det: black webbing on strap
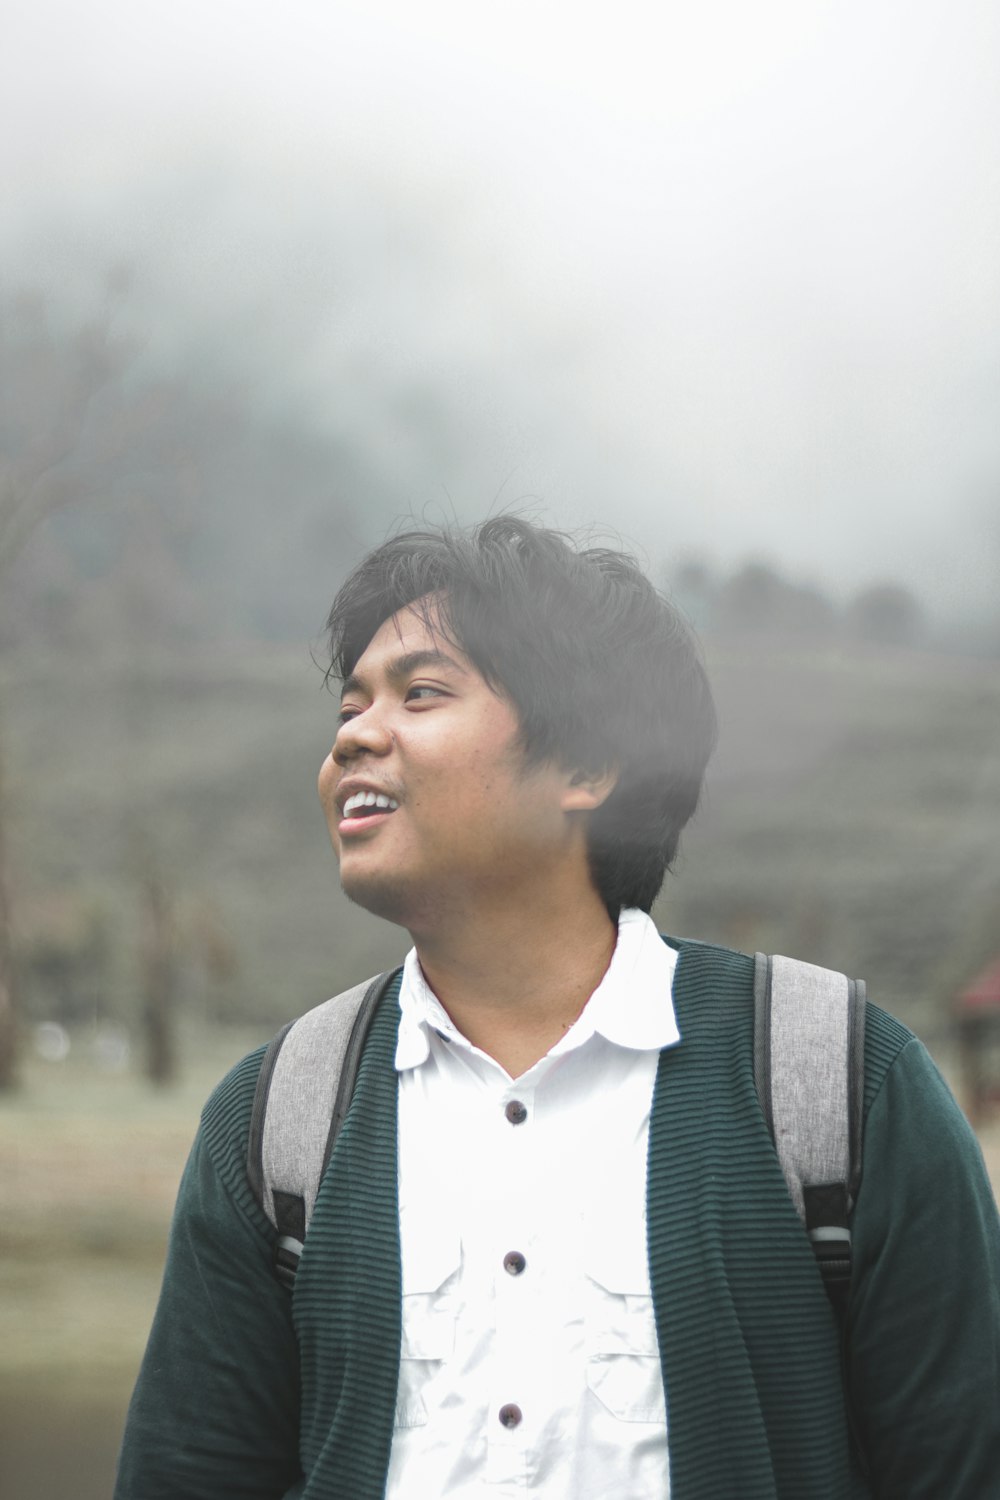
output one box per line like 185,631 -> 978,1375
804,1179 -> 869,1479
272,1190 -> 307,1290
803,1181 -> 852,1318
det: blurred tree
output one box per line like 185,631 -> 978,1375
192,901 -> 240,1023
0,279 -> 225,1086
713,561 -> 839,642
848,583 -> 924,648
140,863 -> 177,1087
0,282 -> 139,1086
783,583 -> 838,645
0,751 -> 15,1086
17,896 -> 113,1026
1,281 -> 133,567
668,558 -> 717,632
716,562 -> 786,635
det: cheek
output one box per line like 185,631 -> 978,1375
318,755 -> 338,811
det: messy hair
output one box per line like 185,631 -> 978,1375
324,516 -> 717,916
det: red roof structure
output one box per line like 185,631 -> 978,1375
956,957 -> 1000,1014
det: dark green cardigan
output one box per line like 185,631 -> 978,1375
116,939 -> 1000,1499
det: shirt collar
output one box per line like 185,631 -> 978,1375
395,949 -> 458,1070
395,908 -> 680,1073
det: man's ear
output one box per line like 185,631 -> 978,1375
561,764 -> 618,813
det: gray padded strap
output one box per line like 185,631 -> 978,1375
756,953 -> 856,1220
259,976 -> 379,1232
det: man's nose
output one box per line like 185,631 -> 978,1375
332,706 -> 394,765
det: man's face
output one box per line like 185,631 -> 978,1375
317,602 -> 593,932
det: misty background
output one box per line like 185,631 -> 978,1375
1,1 -> 999,1495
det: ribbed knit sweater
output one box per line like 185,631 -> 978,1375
116,938 -> 1000,1499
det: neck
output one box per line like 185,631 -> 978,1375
409,880 -> 619,1077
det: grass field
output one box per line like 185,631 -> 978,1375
2,1032 -> 999,1499
0,1029 -> 269,1499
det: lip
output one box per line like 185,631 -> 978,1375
338,807 -> 397,837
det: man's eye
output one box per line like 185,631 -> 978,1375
337,707 -> 360,725
405,684 -> 444,703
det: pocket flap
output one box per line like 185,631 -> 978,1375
399,1221 -> 461,1361
585,1236 -> 659,1357
588,1298 -> 660,1357
400,1298 -> 457,1361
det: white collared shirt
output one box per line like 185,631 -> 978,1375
386,908 -> 679,1499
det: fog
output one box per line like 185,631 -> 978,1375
3,15 -> 1000,1493
2,0 -> 998,621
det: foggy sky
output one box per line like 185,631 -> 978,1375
3,0 -> 999,619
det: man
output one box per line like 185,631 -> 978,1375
117,516 -> 1000,1498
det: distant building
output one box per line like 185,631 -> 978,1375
955,957 -> 1000,1126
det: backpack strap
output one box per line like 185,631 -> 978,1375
753,951 -> 869,1476
246,969 -> 399,1288
753,952 -> 867,1320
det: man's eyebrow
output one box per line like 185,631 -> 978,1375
340,649 -> 469,700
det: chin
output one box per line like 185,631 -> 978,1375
339,869 -> 416,929
339,864 -> 456,938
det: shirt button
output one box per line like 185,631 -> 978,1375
498,1403 -> 523,1430
503,1250 -> 526,1276
505,1099 -> 528,1125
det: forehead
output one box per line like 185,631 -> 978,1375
344,603 -> 477,687
358,603 -> 455,669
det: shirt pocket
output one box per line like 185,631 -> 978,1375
395,1225 -> 462,1429
584,1237 -> 666,1425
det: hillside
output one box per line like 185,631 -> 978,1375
4,633 -> 998,1049
663,640 -> 1000,1040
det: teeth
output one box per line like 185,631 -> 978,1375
343,791 -> 399,817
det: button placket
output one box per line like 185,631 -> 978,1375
496,1092 -> 533,1297
487,1086 -> 535,1479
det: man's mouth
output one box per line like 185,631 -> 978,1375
340,790 -> 400,823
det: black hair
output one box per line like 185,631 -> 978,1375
324,515 -> 717,916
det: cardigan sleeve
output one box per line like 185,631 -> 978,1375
114,1083 -> 303,1499
848,1035 -> 1000,1498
